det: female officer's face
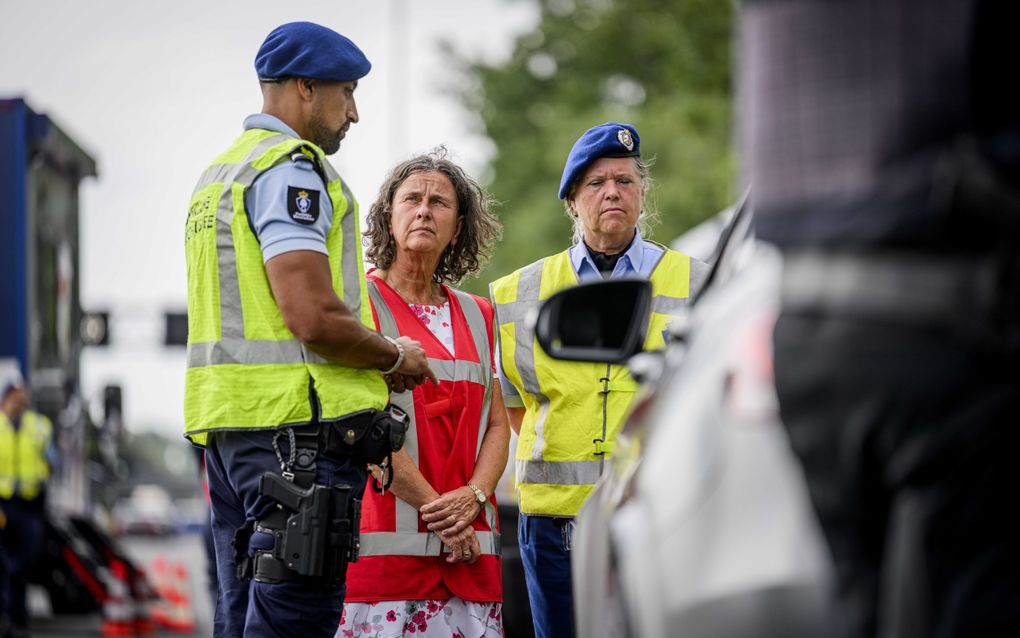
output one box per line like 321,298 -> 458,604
567,157 -> 643,246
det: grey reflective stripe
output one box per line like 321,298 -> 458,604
391,389 -> 418,466
516,458 -> 603,486
215,185 -> 244,340
187,339 -> 305,368
450,289 -> 491,383
510,260 -> 551,462
450,289 -> 493,453
427,358 -> 485,384
359,530 -> 500,557
366,282 -> 396,335
302,347 -> 329,365
651,295 -> 690,316
649,253 -> 700,315
492,299 -> 540,324
337,180 -> 362,319
689,257 -> 710,299
194,133 -> 293,190
203,134 -> 311,344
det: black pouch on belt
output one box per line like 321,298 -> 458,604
320,405 -> 409,465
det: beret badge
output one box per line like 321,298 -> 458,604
617,128 -> 635,152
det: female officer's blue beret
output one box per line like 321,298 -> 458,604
558,122 -> 641,200
255,22 -> 371,83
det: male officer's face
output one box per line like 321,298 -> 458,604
568,156 -> 644,242
307,80 -> 359,155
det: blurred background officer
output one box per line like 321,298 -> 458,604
490,122 -> 708,637
183,21 -> 434,638
0,368 -> 52,638
741,1 -> 1020,636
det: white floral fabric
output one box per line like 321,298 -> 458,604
407,302 -> 455,355
339,598 -> 502,638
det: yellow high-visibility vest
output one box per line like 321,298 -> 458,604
491,247 -> 701,516
184,129 -> 387,445
0,410 -> 52,500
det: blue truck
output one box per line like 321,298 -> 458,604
1,96 -> 97,514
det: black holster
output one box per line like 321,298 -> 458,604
250,472 -> 361,587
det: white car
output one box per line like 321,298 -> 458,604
535,202 -> 833,637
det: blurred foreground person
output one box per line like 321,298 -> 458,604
0,370 -> 52,638
339,151 -> 508,637
741,1 -> 1020,636
490,122 -> 708,637
183,21 -> 433,638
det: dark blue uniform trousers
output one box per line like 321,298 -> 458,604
205,429 -> 366,638
0,498 -> 44,632
519,513 -> 575,638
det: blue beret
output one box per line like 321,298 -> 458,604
255,22 -> 371,83
558,122 -> 640,199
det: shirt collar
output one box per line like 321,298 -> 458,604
570,229 -> 646,276
243,113 -> 301,139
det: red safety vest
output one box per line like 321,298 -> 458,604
345,274 -> 502,602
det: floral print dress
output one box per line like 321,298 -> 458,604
339,599 -> 503,638
338,302 -> 503,638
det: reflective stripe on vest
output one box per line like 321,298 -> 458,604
491,246 -> 697,516
183,130 -> 386,445
0,411 -> 52,500
359,281 -> 500,557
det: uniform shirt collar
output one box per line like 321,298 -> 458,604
243,113 -> 301,139
570,229 -> 646,278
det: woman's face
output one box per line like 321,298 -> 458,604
389,170 -> 462,260
567,156 -> 643,242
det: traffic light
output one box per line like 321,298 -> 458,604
165,312 -> 188,347
80,311 -> 110,346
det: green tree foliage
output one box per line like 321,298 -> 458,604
452,0 -> 734,293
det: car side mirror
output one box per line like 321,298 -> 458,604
534,279 -> 652,363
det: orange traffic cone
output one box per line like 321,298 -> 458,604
129,564 -> 157,636
101,560 -> 137,638
149,558 -> 196,634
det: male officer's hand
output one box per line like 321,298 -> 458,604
385,337 -> 437,392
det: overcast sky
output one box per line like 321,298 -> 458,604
0,0 -> 536,436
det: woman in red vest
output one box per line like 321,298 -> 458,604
340,150 -> 508,638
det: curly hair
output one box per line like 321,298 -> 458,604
364,148 -> 502,285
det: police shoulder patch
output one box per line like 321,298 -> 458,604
287,186 -> 320,225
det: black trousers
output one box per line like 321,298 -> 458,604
774,311 -> 1020,638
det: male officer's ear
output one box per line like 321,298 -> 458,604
296,78 -> 315,100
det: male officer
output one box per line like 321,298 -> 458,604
184,22 -> 435,638
490,122 -> 708,637
0,368 -> 52,638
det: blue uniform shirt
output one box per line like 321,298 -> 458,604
243,114 -> 333,262
497,232 -> 666,406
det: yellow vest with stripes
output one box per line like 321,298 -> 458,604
184,129 -> 387,445
491,247 -> 697,516
0,411 -> 52,500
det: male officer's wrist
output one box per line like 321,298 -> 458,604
380,336 -> 404,375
